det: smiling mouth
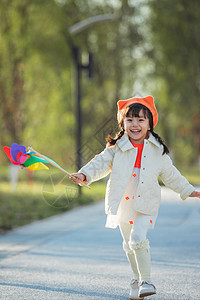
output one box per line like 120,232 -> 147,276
130,130 -> 141,134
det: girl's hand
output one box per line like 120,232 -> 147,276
189,191 -> 200,198
70,173 -> 86,185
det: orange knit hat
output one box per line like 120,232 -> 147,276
117,95 -> 158,127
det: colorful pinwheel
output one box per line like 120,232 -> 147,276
3,143 -> 49,171
3,143 -> 90,188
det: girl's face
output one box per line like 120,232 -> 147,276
124,109 -> 150,144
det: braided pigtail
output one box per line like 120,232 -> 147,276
106,129 -> 125,147
150,130 -> 169,155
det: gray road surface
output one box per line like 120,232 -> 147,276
0,187 -> 200,300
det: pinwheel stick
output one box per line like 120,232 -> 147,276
28,147 -> 91,189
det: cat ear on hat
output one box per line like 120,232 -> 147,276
117,100 -> 128,110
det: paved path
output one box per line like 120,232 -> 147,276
0,187 -> 200,300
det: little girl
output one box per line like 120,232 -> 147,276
70,96 -> 200,299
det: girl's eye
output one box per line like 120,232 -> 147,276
139,119 -> 144,122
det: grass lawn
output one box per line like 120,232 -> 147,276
0,166 -> 106,233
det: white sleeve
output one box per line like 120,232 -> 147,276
160,154 -> 195,200
78,146 -> 115,185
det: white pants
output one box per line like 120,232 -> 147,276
119,212 -> 153,281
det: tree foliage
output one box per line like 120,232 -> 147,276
0,0 -> 143,167
146,0 -> 200,164
0,0 -> 30,143
0,0 -> 199,168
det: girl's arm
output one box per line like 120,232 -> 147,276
159,154 -> 196,200
70,146 -> 115,185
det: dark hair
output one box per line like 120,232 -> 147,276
106,103 -> 169,155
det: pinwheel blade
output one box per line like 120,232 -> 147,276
35,153 -> 61,168
23,155 -> 49,168
26,162 -> 49,171
3,146 -> 19,165
11,143 -> 26,163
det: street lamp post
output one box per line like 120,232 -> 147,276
68,14 -> 116,196
73,47 -> 81,181
72,46 -> 92,183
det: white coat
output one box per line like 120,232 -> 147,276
79,133 -> 194,216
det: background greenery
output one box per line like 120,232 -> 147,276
1,0 -> 200,232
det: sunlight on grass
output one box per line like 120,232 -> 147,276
0,170 -> 106,233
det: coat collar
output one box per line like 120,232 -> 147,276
117,132 -> 162,152
148,132 -> 163,148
